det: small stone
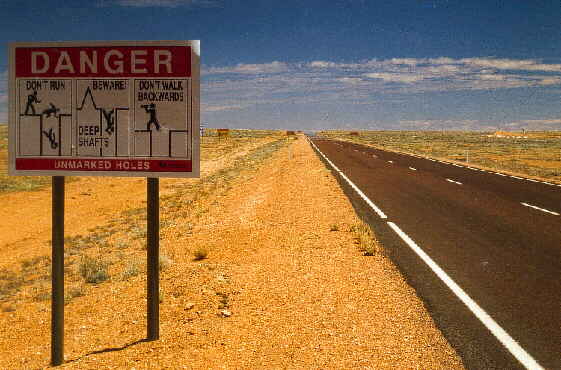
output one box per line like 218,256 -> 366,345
185,303 -> 195,310
219,309 -> 232,317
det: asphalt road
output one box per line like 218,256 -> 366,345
309,137 -> 561,370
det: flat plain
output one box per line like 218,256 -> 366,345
0,130 -> 464,368
320,130 -> 561,183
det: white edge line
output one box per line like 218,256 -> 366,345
446,178 -> 463,185
386,222 -> 544,370
309,139 -> 388,219
409,167 -> 417,171
521,202 -> 560,216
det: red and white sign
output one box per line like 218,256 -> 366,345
8,41 -> 200,178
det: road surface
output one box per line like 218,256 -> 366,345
309,137 -> 561,370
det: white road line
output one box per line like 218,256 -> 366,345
309,140 -> 387,219
409,167 -> 417,171
510,175 -> 524,180
541,182 -> 554,186
446,179 -> 463,185
452,164 -> 464,168
386,222 -> 544,370
521,202 -> 560,216
526,179 -> 539,183
496,173 -> 507,177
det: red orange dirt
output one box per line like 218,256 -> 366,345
0,136 -> 464,368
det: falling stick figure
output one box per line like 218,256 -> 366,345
141,103 -> 161,131
42,128 -> 58,150
42,103 -> 60,118
24,90 -> 41,115
102,108 -> 115,135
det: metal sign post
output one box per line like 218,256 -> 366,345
8,40 -> 200,366
51,176 -> 65,366
147,177 -> 159,340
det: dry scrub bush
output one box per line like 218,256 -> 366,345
79,255 -> 109,284
121,258 -> 142,280
0,268 -> 24,300
159,254 -> 173,271
65,286 -> 85,304
351,222 -> 382,256
193,247 -> 209,261
32,284 -> 50,302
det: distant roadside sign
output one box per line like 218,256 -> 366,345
217,128 -> 230,137
8,41 -> 200,178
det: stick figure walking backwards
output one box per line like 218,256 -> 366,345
141,103 -> 161,131
25,90 -> 41,115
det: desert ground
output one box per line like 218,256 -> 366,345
0,130 -> 464,368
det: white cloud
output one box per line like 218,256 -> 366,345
364,72 -> 424,83
538,77 -> 561,85
477,73 -> 508,81
309,61 -> 338,68
388,58 -> 420,66
202,56 -> 561,121
338,77 -> 364,85
202,104 -> 246,112
205,61 -> 288,74
461,58 -> 561,72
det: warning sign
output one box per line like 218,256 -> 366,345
8,41 -> 200,178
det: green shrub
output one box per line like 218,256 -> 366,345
79,256 -> 109,284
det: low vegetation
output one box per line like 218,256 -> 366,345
121,258 -> 142,281
0,126 -> 50,193
79,255 -> 110,284
0,268 -> 24,301
350,222 -> 382,256
65,285 -> 85,305
0,133 -> 289,312
321,130 -> 561,182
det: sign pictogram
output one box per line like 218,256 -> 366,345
8,41 -> 200,177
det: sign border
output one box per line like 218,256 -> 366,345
8,40 -> 200,178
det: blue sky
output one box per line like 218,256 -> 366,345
2,0 -> 561,130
